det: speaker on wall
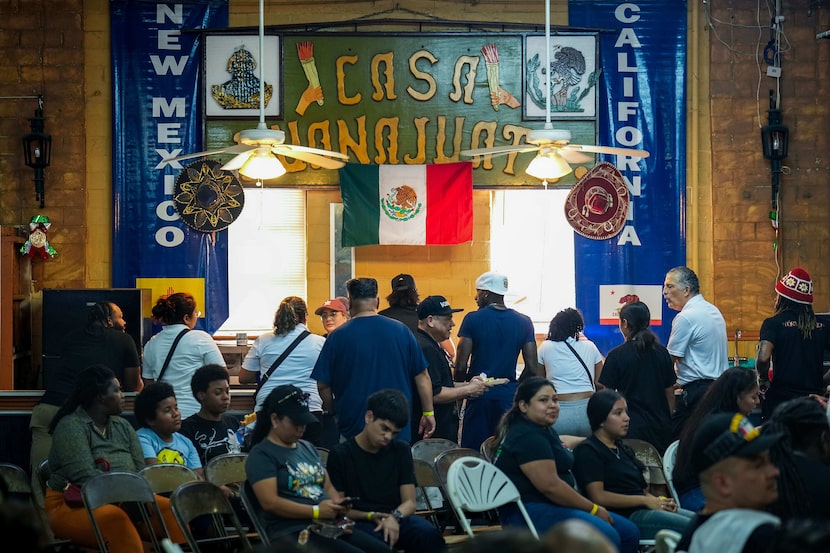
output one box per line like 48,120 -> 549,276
41,289 -> 151,388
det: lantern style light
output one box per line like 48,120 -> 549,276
22,96 -> 52,207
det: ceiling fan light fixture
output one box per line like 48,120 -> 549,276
238,149 -> 287,181
526,151 -> 573,181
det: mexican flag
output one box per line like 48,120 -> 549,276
339,162 -> 473,246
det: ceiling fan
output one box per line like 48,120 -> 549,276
171,0 -> 348,183
460,0 -> 649,184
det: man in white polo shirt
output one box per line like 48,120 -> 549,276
663,266 -> 729,438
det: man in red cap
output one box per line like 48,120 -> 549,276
756,268 -> 830,418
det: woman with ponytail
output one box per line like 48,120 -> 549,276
599,301 -> 676,453
573,390 -> 693,540
241,296 -> 326,446
143,292 -> 225,418
493,377 -> 640,553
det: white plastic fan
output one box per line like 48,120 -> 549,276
172,0 -> 347,182
460,0 -> 649,183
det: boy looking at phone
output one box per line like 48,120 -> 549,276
326,389 -> 446,552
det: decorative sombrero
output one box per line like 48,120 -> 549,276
564,162 -> 629,240
173,160 -> 244,232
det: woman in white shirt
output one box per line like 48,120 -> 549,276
538,308 -> 604,437
142,292 -> 225,419
240,296 -> 326,446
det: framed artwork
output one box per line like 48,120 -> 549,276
523,33 -> 599,120
205,34 -> 281,117
330,203 -> 354,298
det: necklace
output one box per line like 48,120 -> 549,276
610,446 -> 621,460
92,422 -> 108,438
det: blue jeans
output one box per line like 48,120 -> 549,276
628,508 -> 695,540
500,502 -> 640,553
352,515 -> 446,553
679,488 -> 705,512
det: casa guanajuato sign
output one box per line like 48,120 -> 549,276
202,32 -> 599,186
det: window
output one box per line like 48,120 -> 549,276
218,188 -> 306,334
490,189 -> 576,332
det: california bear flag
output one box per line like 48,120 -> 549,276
339,162 -> 473,247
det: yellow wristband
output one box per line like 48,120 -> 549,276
367,512 -> 374,521
312,505 -> 320,520
422,411 -> 434,416
589,503 -> 599,516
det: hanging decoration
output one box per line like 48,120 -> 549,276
173,159 -> 245,233
20,214 -> 57,259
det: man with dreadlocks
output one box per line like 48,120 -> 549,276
764,397 -> 830,521
756,268 -> 830,419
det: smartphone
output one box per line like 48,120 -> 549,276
340,496 -> 359,507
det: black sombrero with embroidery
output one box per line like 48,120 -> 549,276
564,162 -> 629,241
173,160 -> 244,232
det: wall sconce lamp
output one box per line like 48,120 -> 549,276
760,91 -> 788,209
22,96 -> 52,208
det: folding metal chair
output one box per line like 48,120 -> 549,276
204,453 -> 247,488
479,436 -> 499,462
410,438 -> 458,464
0,462 -> 72,550
238,481 -> 271,546
434,448 -> 482,488
445,456 -> 538,539
139,464 -> 199,495
170,481 -> 253,553
81,471 -> 170,553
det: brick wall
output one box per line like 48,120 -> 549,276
0,0 -> 86,290
707,1 -> 830,336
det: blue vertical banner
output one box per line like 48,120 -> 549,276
111,1 -> 229,333
568,1 -> 687,353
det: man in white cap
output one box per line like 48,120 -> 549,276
756,267 -> 830,418
454,271 -> 540,450
663,266 -> 729,438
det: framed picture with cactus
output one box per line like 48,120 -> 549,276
523,33 -> 598,120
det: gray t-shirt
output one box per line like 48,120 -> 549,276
245,439 -> 327,538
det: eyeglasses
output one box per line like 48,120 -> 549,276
277,389 -> 310,406
319,311 -> 342,319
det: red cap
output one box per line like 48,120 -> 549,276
314,298 -> 348,315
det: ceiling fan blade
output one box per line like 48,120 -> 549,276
461,144 -> 539,157
564,144 -> 650,158
280,144 -> 349,160
557,149 -> 594,164
275,147 -> 346,169
221,151 -> 254,171
168,147 -> 234,162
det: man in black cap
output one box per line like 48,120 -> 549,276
414,296 -> 488,441
312,277 -> 436,443
676,413 -> 784,553
379,273 -> 420,334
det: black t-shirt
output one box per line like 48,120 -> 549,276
494,417 -> 576,505
793,454 -> 830,519
379,305 -> 419,334
599,340 -> 676,452
415,328 -> 457,441
42,327 -> 140,406
326,437 -> 415,513
179,413 -> 241,466
573,435 -> 647,518
760,311 -> 830,396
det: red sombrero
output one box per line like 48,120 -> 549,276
564,162 -> 629,240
